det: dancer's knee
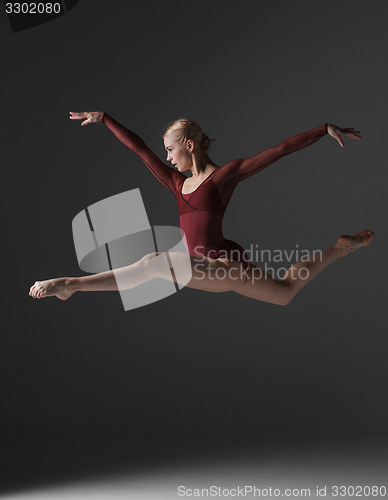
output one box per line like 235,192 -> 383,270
276,282 -> 294,306
140,251 -> 162,264
139,252 -> 170,280
277,295 -> 292,306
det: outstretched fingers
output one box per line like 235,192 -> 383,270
69,111 -> 103,126
346,132 -> 362,140
69,111 -> 87,120
341,128 -> 362,141
335,128 -> 362,147
342,127 -> 362,141
69,111 -> 91,126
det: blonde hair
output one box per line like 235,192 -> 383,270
163,118 -> 214,151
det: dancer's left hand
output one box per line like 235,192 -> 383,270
327,124 -> 362,147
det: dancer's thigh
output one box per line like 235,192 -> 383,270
167,252 -> 248,292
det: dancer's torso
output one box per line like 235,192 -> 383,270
101,114 -> 327,263
177,170 -> 236,258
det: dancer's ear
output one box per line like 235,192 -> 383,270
186,139 -> 194,153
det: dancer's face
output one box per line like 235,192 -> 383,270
164,133 -> 193,172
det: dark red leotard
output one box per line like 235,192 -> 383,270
102,114 -> 327,275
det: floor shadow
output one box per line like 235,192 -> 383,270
1,432 -> 388,497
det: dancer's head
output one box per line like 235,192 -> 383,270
163,118 -> 213,172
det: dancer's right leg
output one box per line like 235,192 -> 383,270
233,229 -> 375,305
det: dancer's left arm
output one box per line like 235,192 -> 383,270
219,124 -> 362,189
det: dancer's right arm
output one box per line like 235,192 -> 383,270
69,111 -> 184,195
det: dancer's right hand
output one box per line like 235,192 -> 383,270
69,111 -> 104,126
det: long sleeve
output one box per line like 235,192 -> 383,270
218,124 -> 328,191
102,114 -> 184,195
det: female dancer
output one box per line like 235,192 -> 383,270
29,112 -> 374,305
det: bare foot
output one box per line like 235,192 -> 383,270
29,277 -> 76,300
334,229 -> 375,255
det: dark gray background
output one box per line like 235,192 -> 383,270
1,0 -> 387,493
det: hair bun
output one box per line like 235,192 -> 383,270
163,118 -> 215,151
202,134 -> 211,151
